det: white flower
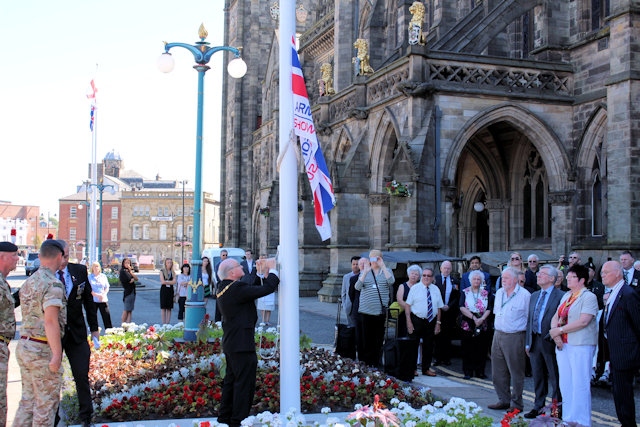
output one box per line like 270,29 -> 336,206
433,400 -> 443,408
321,407 -> 331,414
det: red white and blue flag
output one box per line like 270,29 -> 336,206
87,79 -> 97,131
291,39 -> 335,240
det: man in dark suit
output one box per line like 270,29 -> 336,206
433,260 -> 459,366
240,249 -> 257,283
601,260 -> 640,427
58,241 -> 99,426
524,264 -> 564,419
460,255 -> 491,291
216,257 -> 279,427
619,250 -> 640,290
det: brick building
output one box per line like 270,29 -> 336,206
220,0 -> 637,298
0,202 -> 40,251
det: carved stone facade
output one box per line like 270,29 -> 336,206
221,0 -> 639,297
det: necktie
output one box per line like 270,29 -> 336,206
532,290 -> 546,334
443,276 -> 451,304
426,288 -> 434,322
58,270 -> 71,297
624,270 -> 630,286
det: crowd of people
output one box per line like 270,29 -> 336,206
0,243 -> 273,427
340,250 -> 640,427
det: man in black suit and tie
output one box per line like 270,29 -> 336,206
240,249 -> 257,283
58,241 -> 99,426
216,257 -> 279,427
601,260 -> 640,427
433,260 -> 459,366
524,264 -> 564,419
460,255 -> 491,291
619,250 -> 640,290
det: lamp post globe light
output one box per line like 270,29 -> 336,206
88,182 -> 115,265
158,24 -> 246,341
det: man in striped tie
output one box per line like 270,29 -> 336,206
405,267 -> 444,376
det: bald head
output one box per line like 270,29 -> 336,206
218,258 -> 244,281
601,260 -> 624,288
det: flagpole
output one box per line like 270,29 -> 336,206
278,0 -> 301,414
89,104 -> 98,265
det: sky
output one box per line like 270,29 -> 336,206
0,0 -> 230,216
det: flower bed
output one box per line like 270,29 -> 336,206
62,323 -> 439,424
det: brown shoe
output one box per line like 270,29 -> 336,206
423,369 -> 437,377
487,402 -> 510,410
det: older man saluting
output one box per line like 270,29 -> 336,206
216,257 -> 279,427
488,267 -> 531,412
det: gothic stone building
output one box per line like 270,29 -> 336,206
220,0 -> 638,296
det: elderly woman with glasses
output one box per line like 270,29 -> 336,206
459,269 -> 494,379
549,264 -> 598,426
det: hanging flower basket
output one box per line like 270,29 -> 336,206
259,207 -> 270,217
385,180 -> 411,197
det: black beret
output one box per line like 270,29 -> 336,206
0,241 -> 18,252
40,239 -> 65,254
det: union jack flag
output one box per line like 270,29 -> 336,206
291,39 -> 335,240
87,79 -> 97,131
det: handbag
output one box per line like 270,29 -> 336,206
457,312 -> 484,337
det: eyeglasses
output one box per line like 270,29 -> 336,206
569,256 -> 578,259
511,257 -> 520,261
528,260 -> 538,263
422,274 -> 433,277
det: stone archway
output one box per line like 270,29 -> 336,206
446,104 -> 570,253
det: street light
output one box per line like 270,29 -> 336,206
158,24 -> 247,269
77,181 -> 91,260
178,179 -> 188,264
88,182 -> 115,265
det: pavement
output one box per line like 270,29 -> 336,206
4,268 -> 627,426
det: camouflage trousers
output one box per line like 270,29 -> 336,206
13,340 -> 62,427
0,342 -> 8,427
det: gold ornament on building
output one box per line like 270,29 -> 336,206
318,63 -> 335,96
408,1 -> 427,46
189,278 -> 203,293
352,39 -> 374,76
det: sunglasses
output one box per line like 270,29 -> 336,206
422,274 -> 433,277
511,257 -> 520,261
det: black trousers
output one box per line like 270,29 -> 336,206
610,366 -> 638,427
410,313 -> 437,372
64,338 -> 93,422
218,351 -> 258,427
461,330 -> 490,377
95,302 -> 113,329
358,313 -> 385,367
177,296 -> 187,320
528,333 -> 561,410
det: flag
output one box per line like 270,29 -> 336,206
87,79 -> 97,131
291,38 -> 335,240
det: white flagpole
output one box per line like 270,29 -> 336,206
89,87 -> 98,265
278,0 -> 301,414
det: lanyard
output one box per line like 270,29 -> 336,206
499,286 -> 519,310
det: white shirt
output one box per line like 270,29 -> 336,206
443,276 -> 452,305
406,283 -> 444,320
493,285 -> 531,333
605,279 -> 625,324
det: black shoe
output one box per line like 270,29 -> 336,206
487,402 -> 510,410
476,373 -> 487,379
463,375 -> 471,380
524,409 -> 540,419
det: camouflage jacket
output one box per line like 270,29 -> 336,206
0,273 -> 16,340
19,267 -> 66,339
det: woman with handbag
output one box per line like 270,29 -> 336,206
354,249 -> 395,367
459,270 -> 494,379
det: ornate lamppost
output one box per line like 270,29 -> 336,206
158,24 -> 247,341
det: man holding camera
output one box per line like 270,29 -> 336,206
216,257 -> 279,427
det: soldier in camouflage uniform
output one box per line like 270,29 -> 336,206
13,239 -> 67,427
0,241 -> 19,426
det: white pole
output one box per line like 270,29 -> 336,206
90,105 -> 98,264
278,0 -> 301,415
